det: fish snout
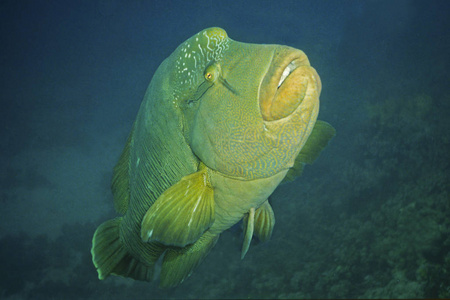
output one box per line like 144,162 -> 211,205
259,47 -> 321,121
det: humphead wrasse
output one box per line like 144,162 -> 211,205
91,27 -> 335,288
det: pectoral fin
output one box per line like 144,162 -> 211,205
283,120 -> 336,183
141,168 -> 215,247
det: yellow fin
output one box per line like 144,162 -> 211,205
297,120 -> 336,164
283,120 -> 336,183
91,217 -> 161,282
111,125 -> 134,214
241,207 -> 255,259
140,169 -> 215,247
160,231 -> 219,288
254,200 -> 275,242
282,159 -> 305,183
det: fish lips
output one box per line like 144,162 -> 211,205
259,47 -> 321,121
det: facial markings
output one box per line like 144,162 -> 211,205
173,29 -> 229,102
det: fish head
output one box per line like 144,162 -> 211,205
170,28 -> 320,180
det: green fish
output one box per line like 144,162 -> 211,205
91,27 -> 335,288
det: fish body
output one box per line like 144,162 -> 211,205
91,27 -> 335,287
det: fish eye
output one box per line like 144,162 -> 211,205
204,64 -> 219,83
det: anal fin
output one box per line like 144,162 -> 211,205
160,231 -> 219,288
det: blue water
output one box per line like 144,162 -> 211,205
1,0 -> 449,298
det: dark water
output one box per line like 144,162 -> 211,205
1,0 -> 449,299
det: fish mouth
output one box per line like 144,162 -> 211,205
259,47 -> 320,121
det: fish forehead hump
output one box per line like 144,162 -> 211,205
171,27 -> 230,101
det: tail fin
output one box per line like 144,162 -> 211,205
91,217 -> 153,282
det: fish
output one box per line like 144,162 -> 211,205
91,27 -> 336,288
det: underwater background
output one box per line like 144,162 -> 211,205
1,0 -> 449,299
